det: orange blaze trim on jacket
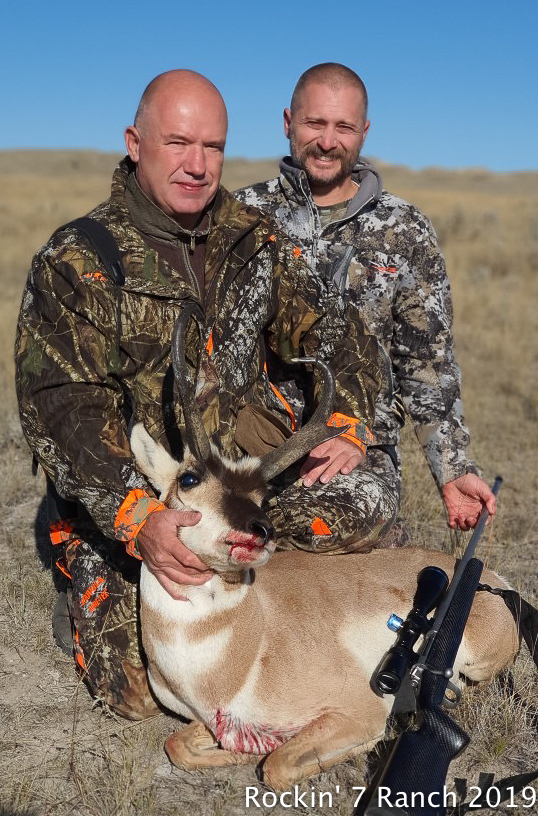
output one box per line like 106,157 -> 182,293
311,517 -> 332,536
74,628 -> 86,670
49,519 -> 76,545
55,557 -> 72,580
263,364 -> 297,431
114,488 -> 167,560
327,412 -> 375,454
293,246 -> 301,258
205,330 -> 214,357
82,270 -> 107,281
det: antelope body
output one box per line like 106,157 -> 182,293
131,304 -> 519,790
132,425 -> 519,791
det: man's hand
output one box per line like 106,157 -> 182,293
136,508 -> 214,599
300,437 -> 365,487
441,473 -> 497,531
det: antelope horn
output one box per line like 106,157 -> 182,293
171,302 -> 212,462
260,357 -> 350,482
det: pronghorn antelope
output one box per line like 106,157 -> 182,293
130,304 -> 519,792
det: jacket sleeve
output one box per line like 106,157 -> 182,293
267,238 -> 381,447
15,235 -> 148,540
391,212 -> 478,487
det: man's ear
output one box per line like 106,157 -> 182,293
125,126 -> 140,163
283,108 -> 292,139
361,119 -> 371,149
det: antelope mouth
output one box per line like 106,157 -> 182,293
226,531 -> 275,563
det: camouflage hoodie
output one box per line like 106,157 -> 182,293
15,159 -> 379,540
235,157 -> 478,488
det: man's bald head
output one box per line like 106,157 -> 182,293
290,63 -> 368,123
134,69 -> 228,136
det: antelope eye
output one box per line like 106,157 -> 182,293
179,472 -> 200,489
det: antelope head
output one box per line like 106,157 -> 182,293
130,302 -> 348,575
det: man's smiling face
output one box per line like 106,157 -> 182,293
285,81 -> 369,195
125,73 -> 227,229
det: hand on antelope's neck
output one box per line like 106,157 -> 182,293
137,507 -> 214,600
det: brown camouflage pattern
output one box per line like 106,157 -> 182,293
15,158 -> 382,717
16,158 -> 380,540
235,158 -> 480,491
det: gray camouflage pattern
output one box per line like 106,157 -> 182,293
235,157 -> 479,490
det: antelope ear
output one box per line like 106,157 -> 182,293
130,423 -> 180,499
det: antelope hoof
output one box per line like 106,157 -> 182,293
165,721 -> 254,769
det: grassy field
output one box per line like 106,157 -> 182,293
1,151 -> 537,815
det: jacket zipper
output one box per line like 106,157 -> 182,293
181,240 -> 202,304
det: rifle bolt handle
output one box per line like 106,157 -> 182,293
387,614 -> 403,632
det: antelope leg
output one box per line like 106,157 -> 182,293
165,721 -> 256,769
262,710 -> 385,791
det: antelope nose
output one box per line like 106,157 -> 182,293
248,519 -> 274,544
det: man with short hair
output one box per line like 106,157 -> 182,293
235,62 -> 496,534
15,70 -> 380,718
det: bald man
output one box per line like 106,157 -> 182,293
15,70 -> 380,718
236,62 -> 496,539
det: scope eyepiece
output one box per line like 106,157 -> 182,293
373,566 -> 449,696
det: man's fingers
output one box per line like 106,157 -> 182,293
172,541 -> 212,573
300,452 -> 330,480
168,509 -> 202,527
319,452 -> 352,484
339,451 -> 365,474
155,572 -> 189,601
160,564 -> 213,585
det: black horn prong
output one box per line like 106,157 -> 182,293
171,303 -> 211,462
260,357 -> 350,482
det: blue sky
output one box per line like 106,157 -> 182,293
1,0 -> 536,170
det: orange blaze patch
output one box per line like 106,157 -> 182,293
311,517 -> 332,536
205,330 -> 214,356
82,270 -> 107,281
74,628 -> 86,670
49,519 -> 76,545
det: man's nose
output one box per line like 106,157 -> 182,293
183,144 -> 206,177
318,126 -> 338,152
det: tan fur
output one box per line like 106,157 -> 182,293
131,423 -> 520,789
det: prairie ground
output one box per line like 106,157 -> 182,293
1,151 -> 537,815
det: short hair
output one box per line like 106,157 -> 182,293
290,63 -> 368,121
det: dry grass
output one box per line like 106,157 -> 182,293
1,150 -> 537,815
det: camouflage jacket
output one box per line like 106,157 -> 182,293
235,157 -> 477,488
15,159 -> 380,540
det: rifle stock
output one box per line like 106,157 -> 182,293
364,558 -> 484,816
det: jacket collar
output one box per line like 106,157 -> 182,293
279,155 -> 383,218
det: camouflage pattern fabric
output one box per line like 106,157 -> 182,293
63,527 -> 160,720
16,157 -> 380,541
235,157 -> 480,491
266,447 -> 402,553
16,158 -> 382,717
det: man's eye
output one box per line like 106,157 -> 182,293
179,472 -> 200,489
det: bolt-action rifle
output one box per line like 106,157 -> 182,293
363,477 -> 503,816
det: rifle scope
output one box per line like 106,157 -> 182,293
374,566 -> 449,695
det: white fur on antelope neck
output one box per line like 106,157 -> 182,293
212,709 -> 299,754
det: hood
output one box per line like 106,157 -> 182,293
279,155 -> 383,218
